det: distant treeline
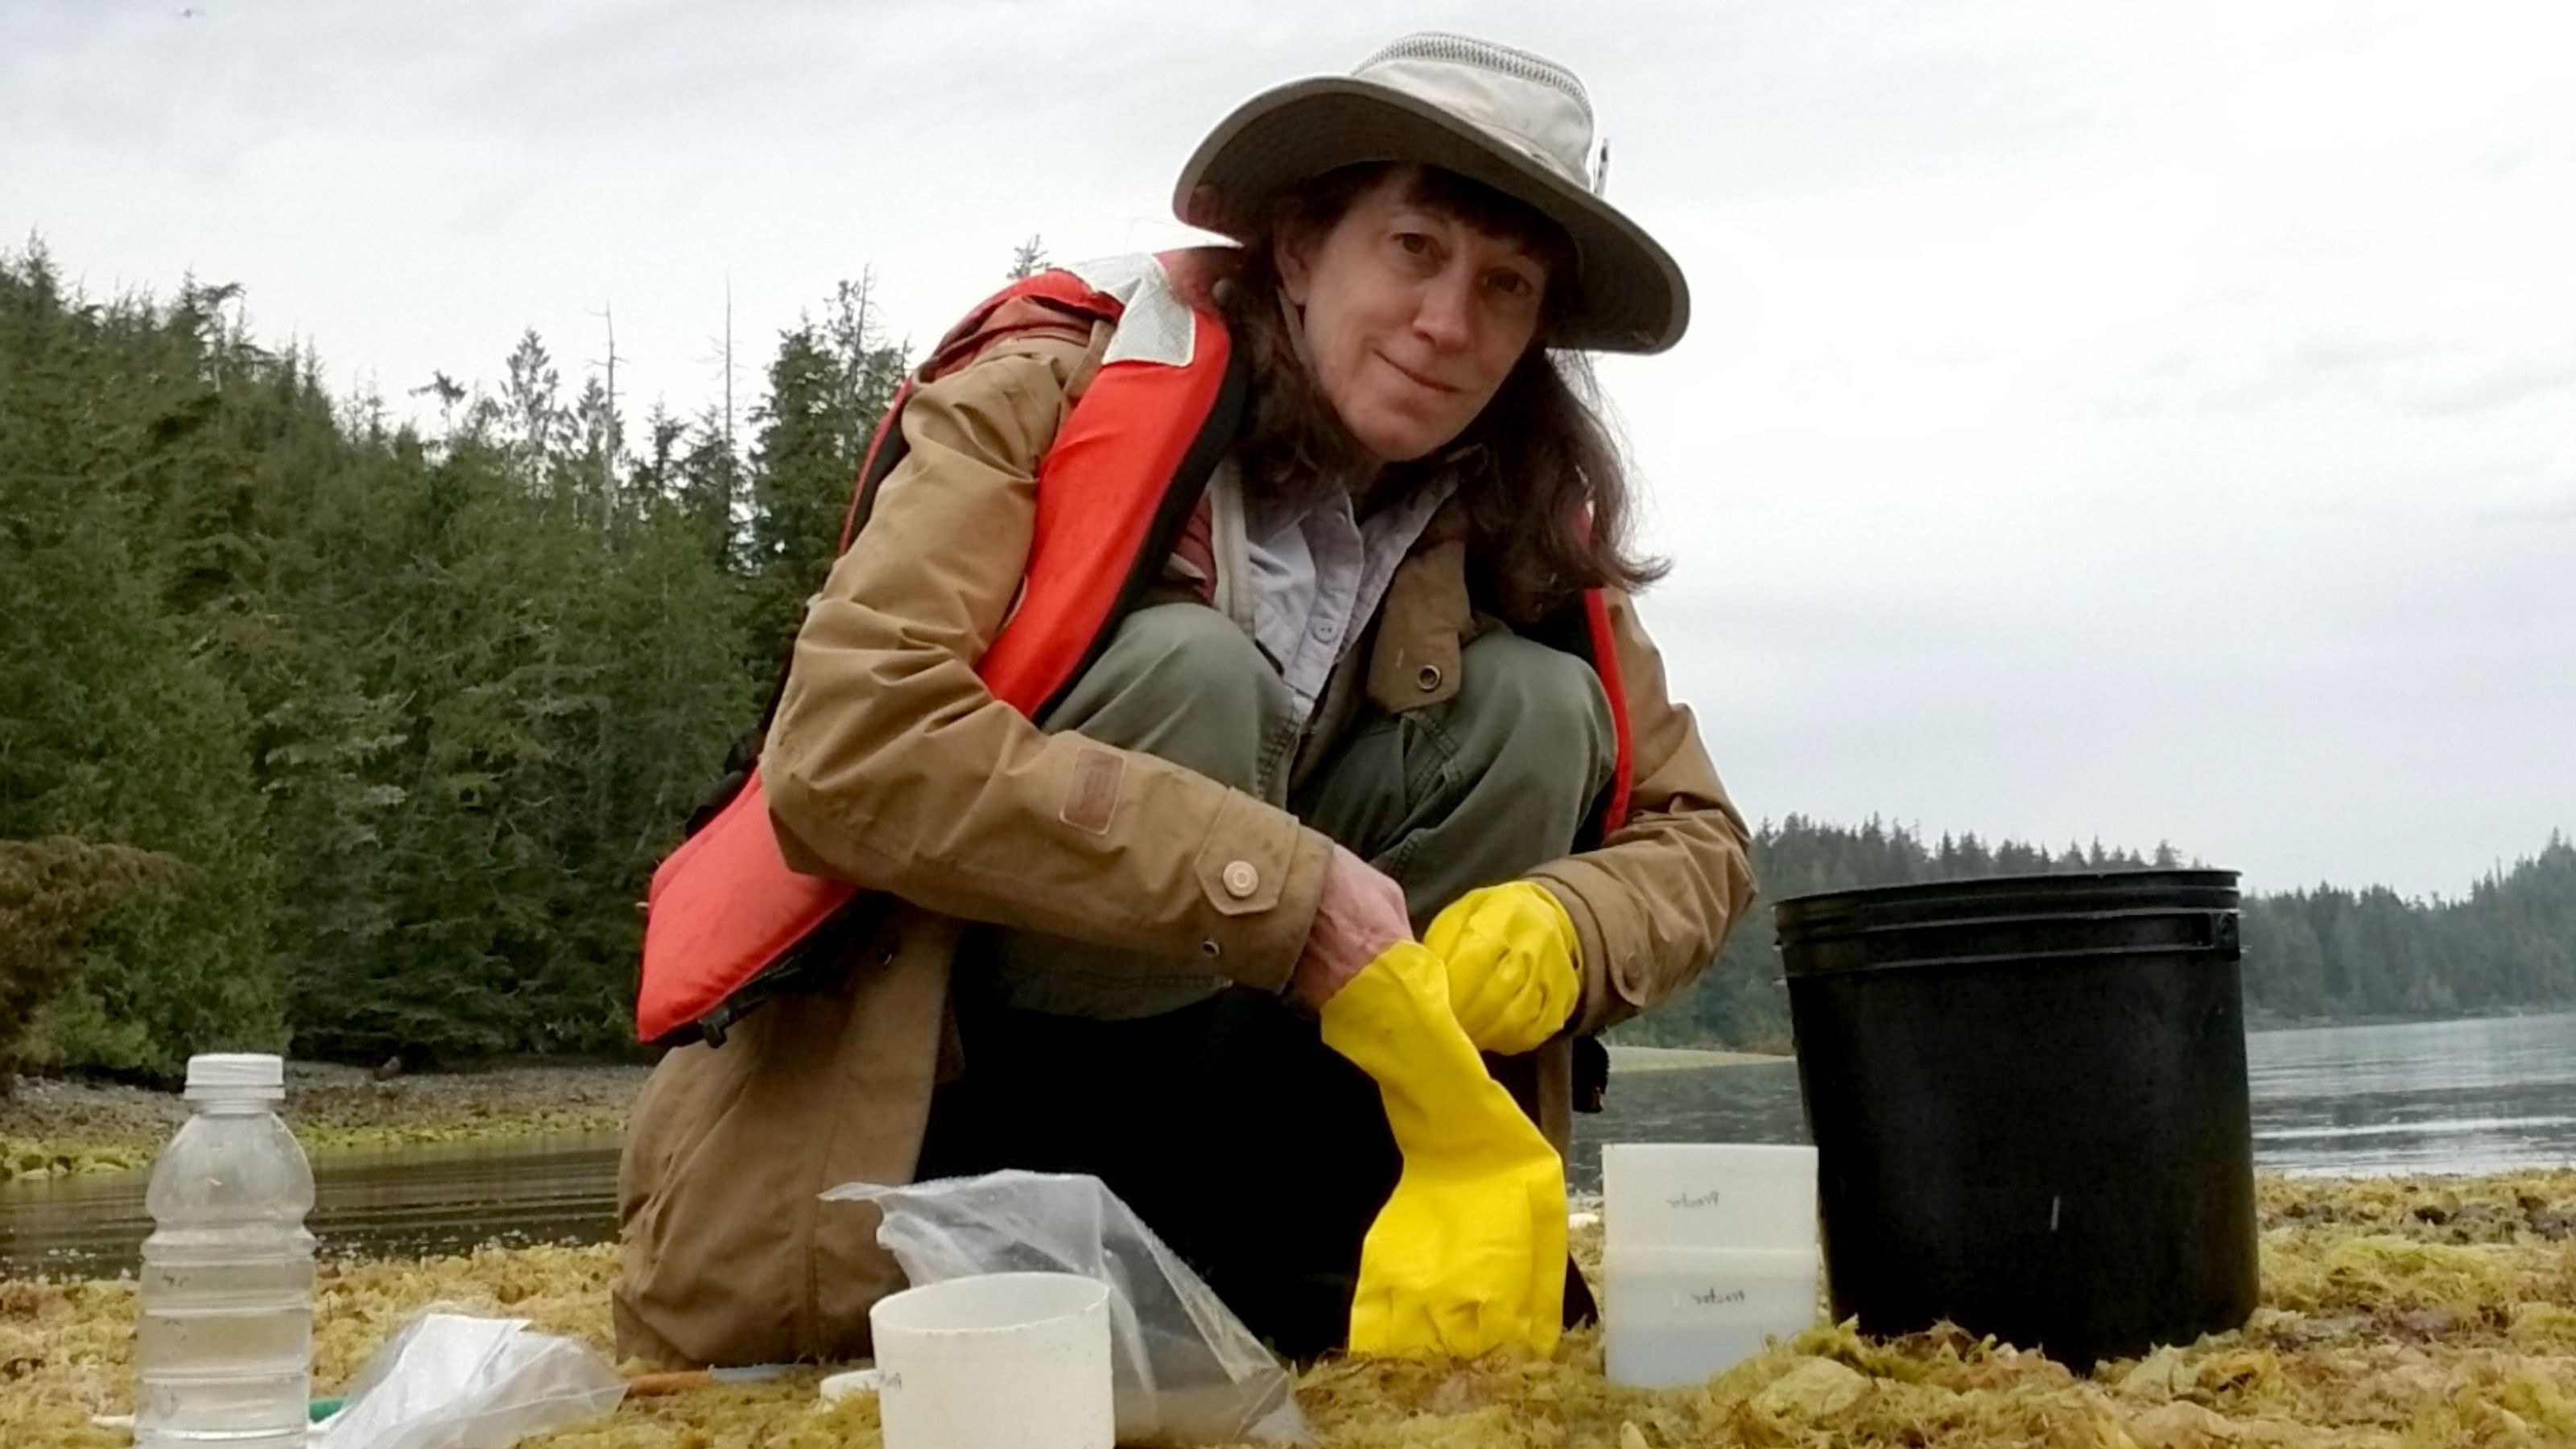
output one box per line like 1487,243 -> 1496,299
1611,818 -> 2576,1050
4,250 -> 2570,1081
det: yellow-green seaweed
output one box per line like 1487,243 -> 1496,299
6,1170 -> 2570,1447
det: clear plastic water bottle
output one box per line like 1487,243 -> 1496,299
136,1052 -> 316,1447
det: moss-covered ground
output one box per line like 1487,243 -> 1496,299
6,1170 -> 2570,1447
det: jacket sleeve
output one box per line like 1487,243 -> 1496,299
1524,591 -> 1758,1034
760,335 -> 1335,994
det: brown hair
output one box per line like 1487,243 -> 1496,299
1215,163 -> 1667,621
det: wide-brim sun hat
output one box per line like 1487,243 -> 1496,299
1174,32 -> 1689,354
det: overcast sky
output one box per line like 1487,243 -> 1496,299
6,0 -> 2570,899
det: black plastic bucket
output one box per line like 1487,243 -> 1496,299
1776,869 -> 2256,1365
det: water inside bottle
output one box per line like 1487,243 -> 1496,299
136,1249 -> 313,1445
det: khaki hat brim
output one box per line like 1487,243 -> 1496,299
1174,76 -> 1690,354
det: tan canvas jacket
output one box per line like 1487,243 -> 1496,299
613,316 -> 1757,1367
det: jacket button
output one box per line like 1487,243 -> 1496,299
1417,664 -> 1443,691
1199,939 -> 1223,958
1222,861 -> 1260,898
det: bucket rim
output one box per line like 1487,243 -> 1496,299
1775,867 -> 2238,914
1773,868 -> 2242,971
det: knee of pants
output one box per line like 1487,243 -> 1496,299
1043,604 -> 1282,791
1089,602 -> 1273,718
1449,631 -> 1618,799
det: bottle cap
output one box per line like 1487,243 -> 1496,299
184,1052 -> 286,1100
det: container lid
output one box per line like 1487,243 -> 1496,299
184,1052 -> 285,1099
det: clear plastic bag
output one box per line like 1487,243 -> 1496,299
312,1307 -> 625,1449
824,1170 -> 1311,1446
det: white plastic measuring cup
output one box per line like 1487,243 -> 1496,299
1600,1143 -> 1823,1389
869,1271 -> 1114,1449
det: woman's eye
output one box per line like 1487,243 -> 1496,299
1394,232 -> 1435,258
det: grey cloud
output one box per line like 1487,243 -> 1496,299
2092,323 -> 2576,423
1651,502 -> 2576,898
2464,450 -> 2576,522
2398,348 -> 2576,418
1608,5 -> 2139,205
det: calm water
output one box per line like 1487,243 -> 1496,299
7,1013 -> 2572,1278
0,1133 -> 623,1280
1566,1010 -> 2576,1190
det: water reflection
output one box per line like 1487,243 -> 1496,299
0,1134 -> 620,1280
2243,1013 -> 2576,1176
1569,1059 -> 1807,1193
1564,1012 -> 2576,1187
8,1013 -> 2573,1278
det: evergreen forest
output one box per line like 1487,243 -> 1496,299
5,247 -> 2571,1080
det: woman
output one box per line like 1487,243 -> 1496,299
615,31 -> 1755,1365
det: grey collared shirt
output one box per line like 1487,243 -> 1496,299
1239,473 -> 1455,721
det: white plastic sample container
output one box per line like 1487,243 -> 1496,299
1603,1141 -> 1819,1248
1600,1142 -> 1823,1389
869,1270 -> 1114,1449
1602,1245 -> 1823,1388
135,1052 -> 316,1448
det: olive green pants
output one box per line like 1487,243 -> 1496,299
982,601 -> 1616,1018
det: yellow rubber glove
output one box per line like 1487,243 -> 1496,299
1425,882 -> 1581,1056
1319,940 -> 1567,1358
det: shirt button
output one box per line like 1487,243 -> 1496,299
1311,616 -> 1339,643
1222,861 -> 1260,898
1417,664 -> 1443,691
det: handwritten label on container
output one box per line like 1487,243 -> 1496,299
1688,1286 -> 1750,1307
1666,1191 -> 1724,1210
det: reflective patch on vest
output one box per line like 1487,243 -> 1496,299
1065,254 -> 1197,368
1062,746 -> 1125,835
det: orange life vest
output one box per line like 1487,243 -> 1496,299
634,258 -> 1636,1046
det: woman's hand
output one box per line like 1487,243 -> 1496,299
1288,844 -> 1414,1012
1424,881 -> 1581,1055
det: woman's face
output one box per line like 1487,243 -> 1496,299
1277,168 -> 1551,464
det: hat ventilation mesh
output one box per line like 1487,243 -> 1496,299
1355,32 -> 1595,126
